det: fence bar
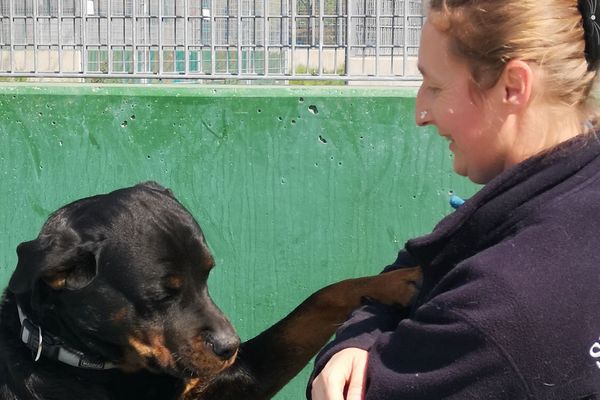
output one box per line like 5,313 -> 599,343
390,0 -> 396,75
237,0 -> 241,74
405,0 -> 410,76
335,0 -> 343,75
210,0 -> 215,75
9,0 -> 13,72
33,0 -> 38,72
374,0 -> 379,76
363,0 -> 367,73
107,0 -> 112,74
318,0 -> 323,74
81,0 -> 86,74
183,0 -> 188,75
262,0 -> 267,75
0,70 -> 421,80
290,0 -> 296,76
132,0 -> 136,74
345,0 -> 350,76
158,0 -> 163,75
58,0 -> 62,73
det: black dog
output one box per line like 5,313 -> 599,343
0,182 -> 420,400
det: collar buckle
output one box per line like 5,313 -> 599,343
16,304 -> 117,370
20,316 -> 45,362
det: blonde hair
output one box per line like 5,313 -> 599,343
428,0 -> 597,119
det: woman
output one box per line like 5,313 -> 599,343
308,0 -> 600,398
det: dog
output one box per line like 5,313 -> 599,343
0,182 -> 421,400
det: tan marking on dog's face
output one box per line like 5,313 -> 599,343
121,328 -> 237,381
42,273 -> 67,290
182,378 -> 202,398
186,334 -> 238,378
110,307 -> 128,322
179,345 -> 238,399
164,274 -> 183,290
122,330 -> 175,372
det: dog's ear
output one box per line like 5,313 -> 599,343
39,239 -> 100,292
8,239 -> 47,295
9,229 -> 102,296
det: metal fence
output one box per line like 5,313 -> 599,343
0,0 -> 424,81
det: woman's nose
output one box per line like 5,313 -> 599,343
417,110 -> 431,126
415,86 -> 431,126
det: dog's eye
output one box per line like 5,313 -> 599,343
148,275 -> 184,305
163,274 -> 184,292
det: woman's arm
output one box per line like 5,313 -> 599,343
306,250 -> 420,398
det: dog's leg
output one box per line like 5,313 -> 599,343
186,267 -> 421,400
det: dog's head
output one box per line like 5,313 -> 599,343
8,182 -> 240,381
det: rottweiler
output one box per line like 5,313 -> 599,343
0,182 -> 421,400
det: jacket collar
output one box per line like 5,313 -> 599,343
407,132 -> 600,271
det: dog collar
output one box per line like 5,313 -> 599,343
16,304 -> 118,370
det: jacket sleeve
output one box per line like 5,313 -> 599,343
306,249 -> 420,395
358,301 -> 528,399
307,298 -> 527,399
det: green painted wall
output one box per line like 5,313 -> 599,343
0,84 -> 479,399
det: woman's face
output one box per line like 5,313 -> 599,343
415,21 -> 508,184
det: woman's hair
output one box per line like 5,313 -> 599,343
427,0 -> 596,113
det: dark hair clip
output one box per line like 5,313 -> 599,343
579,0 -> 600,70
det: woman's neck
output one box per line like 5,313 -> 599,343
505,103 -> 584,169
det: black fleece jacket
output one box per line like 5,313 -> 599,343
308,132 -> 600,399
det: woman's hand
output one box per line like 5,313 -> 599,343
311,347 -> 369,400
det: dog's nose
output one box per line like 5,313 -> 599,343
202,331 -> 240,360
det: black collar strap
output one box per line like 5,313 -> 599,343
17,304 -> 118,370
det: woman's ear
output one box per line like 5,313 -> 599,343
500,59 -> 534,109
